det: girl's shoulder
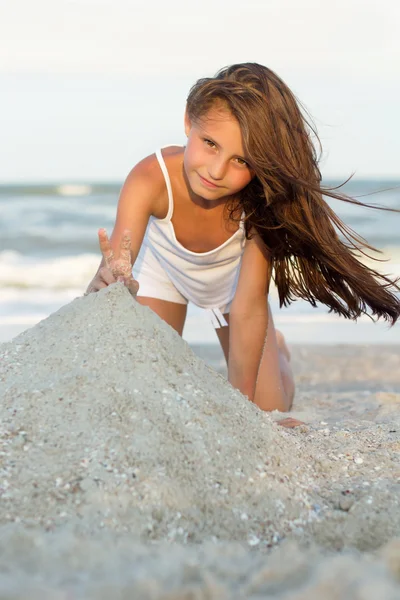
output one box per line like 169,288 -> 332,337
134,145 -> 184,219
137,145 -> 184,170
126,146 -> 183,219
156,145 -> 186,182
135,145 -> 183,171
159,144 -> 185,155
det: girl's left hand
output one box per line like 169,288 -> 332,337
277,417 -> 305,428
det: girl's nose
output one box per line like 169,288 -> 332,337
207,158 -> 227,181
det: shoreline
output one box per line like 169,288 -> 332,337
1,316 -> 399,346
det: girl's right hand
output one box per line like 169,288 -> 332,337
85,228 -> 139,297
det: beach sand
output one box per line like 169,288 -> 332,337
0,283 -> 399,598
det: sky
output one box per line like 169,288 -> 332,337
0,0 -> 399,182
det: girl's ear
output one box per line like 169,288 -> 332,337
184,108 -> 192,137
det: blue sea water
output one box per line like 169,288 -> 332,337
0,179 -> 399,345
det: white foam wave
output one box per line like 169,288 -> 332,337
56,184 -> 93,196
0,249 -> 399,299
0,251 -> 99,290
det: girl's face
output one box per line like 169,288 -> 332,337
183,105 -> 255,202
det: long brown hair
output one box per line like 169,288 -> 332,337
186,63 -> 400,324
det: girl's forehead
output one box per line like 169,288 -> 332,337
198,105 -> 235,126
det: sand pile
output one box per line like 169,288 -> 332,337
0,283 -> 399,598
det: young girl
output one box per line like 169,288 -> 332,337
85,62 -> 400,414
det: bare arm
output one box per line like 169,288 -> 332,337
228,231 -> 271,401
87,154 -> 163,293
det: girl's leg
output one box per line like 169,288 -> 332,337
137,295 -> 295,413
216,303 -> 295,412
136,297 -> 187,336
253,303 -> 295,412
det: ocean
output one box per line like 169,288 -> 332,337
1,179 -> 399,346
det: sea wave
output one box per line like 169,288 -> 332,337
56,184 -> 93,196
0,251 -> 99,290
1,249 -> 399,291
0,183 -> 121,197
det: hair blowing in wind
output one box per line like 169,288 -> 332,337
186,63 -> 400,325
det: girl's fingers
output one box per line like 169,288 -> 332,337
98,228 -> 114,268
85,279 -> 108,295
125,276 -> 139,296
115,275 -> 138,296
276,418 -> 305,429
119,230 -> 132,265
99,266 -> 116,285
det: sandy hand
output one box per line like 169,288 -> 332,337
98,228 -> 133,278
99,228 -> 139,296
85,229 -> 139,297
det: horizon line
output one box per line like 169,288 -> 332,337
1,176 -> 400,186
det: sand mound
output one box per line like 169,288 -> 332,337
0,283 -> 399,597
0,529 -> 399,599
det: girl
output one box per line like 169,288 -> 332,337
85,62 -> 400,414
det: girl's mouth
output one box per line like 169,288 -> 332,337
198,173 -> 220,189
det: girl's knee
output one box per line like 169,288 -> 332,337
275,329 -> 291,362
279,352 -> 295,410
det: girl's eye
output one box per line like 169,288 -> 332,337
203,139 -> 248,167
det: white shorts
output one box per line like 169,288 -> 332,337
132,243 -> 232,325
133,242 -> 188,305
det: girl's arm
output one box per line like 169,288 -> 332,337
228,232 -> 271,401
89,154 -> 164,285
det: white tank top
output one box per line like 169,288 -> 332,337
142,148 -> 246,328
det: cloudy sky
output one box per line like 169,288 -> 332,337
1,0 -> 399,182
